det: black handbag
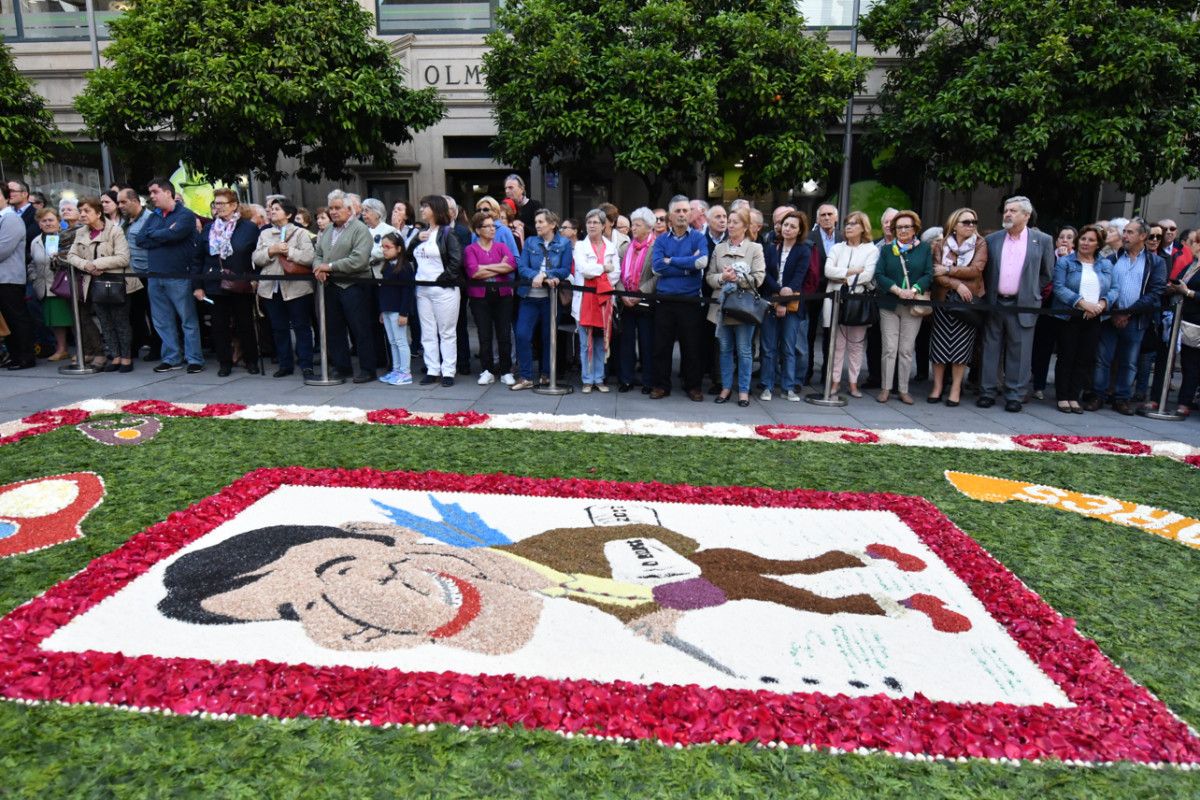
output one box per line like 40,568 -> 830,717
721,287 -> 769,325
90,276 -> 127,306
944,295 -> 984,327
838,275 -> 879,327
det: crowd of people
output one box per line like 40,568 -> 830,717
1,174 -> 1198,418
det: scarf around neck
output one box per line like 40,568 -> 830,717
941,234 -> 977,269
621,234 -> 653,288
209,216 -> 237,259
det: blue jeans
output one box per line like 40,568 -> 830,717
760,311 -> 807,391
148,276 -> 203,366
515,295 -> 552,380
1093,320 -> 1144,401
579,326 -> 606,384
617,305 -> 654,386
381,311 -> 412,376
717,322 -> 754,394
263,291 -> 314,372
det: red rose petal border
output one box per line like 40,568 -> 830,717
0,468 -> 1197,766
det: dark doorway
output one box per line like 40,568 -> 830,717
445,170 -> 513,212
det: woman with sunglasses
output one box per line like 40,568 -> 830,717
929,208 -> 986,406
473,195 -> 521,255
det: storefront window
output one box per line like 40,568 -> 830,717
377,0 -> 495,34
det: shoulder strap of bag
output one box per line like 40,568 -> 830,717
898,251 -> 911,289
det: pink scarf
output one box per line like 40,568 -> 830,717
621,234 -> 653,289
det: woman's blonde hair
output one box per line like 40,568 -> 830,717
844,210 -> 873,243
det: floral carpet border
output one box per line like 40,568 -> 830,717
1,400 -> 1198,465
1,467 -> 1198,767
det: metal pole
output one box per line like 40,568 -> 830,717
1138,296 -> 1186,421
835,0 -> 862,225
58,263 -> 98,376
305,280 -> 343,386
807,289 -> 847,406
533,283 -> 573,395
84,0 -> 114,189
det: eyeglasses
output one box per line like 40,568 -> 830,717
655,216 -> 666,222
894,224 -> 914,230
1147,233 -> 1162,240
959,219 -> 977,226
1164,226 -> 1177,231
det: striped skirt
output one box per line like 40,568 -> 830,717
930,306 -> 976,364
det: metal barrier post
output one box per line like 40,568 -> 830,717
58,263 -> 98,376
807,290 -> 847,406
1139,295 -> 1186,421
304,280 -> 344,386
533,283 -> 573,396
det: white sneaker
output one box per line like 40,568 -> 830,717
379,370 -> 399,385
477,370 -> 496,385
785,390 -> 801,402
759,389 -> 772,401
500,372 -> 516,386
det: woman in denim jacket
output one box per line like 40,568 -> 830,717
1051,224 -> 1117,413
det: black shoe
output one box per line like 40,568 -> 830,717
441,376 -> 455,387
419,375 -> 439,385
976,396 -> 995,409
6,359 -> 36,370
1004,400 -> 1023,413
353,372 -> 376,384
103,362 -> 120,372
737,398 -> 750,408
301,368 -> 315,379
273,368 -> 294,378
153,362 -> 182,373
246,364 -> 260,375
186,363 -> 204,374
714,393 -> 730,404
217,365 -> 232,377
641,386 -> 652,395
118,363 -> 134,373
618,383 -> 633,393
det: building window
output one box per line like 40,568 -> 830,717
377,0 -> 495,34
5,0 -> 121,41
796,0 -> 879,29
443,137 -> 495,160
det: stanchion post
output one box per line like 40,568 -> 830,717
304,279 -> 344,386
807,290 -> 847,406
58,262 -> 98,376
533,281 -> 573,396
1139,295 -> 1185,421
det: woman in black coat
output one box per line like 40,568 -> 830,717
194,188 -> 262,376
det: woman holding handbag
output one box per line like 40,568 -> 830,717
28,208 -> 73,361
67,197 -> 134,371
706,208 -> 766,406
929,208 -> 987,406
254,198 -> 316,378
759,210 -> 812,402
874,210 -> 932,404
824,211 -> 879,398
1165,232 -> 1200,416
571,209 -> 621,392
196,188 -> 261,377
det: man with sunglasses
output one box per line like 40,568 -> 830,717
1158,219 -> 1180,260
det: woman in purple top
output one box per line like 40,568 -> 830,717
464,210 -> 517,385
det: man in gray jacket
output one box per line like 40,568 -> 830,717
313,190 -> 376,382
0,186 -> 36,369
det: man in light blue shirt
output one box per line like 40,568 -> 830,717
119,188 -> 161,361
1086,218 -> 1166,414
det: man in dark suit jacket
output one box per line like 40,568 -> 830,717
978,196 -> 1055,412
805,204 -> 842,385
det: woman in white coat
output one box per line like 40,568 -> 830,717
824,210 -> 879,397
571,208 -> 622,391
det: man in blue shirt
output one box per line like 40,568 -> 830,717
133,178 -> 204,373
119,188 -> 162,362
649,195 -> 708,401
1085,218 -> 1166,414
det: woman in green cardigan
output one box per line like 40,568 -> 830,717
874,209 -> 932,404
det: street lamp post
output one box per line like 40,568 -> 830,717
836,0 -> 862,226
84,0 -> 114,188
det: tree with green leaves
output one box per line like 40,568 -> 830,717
861,0 -> 1200,214
75,0 -> 445,188
483,0 -> 867,200
0,38 -> 68,170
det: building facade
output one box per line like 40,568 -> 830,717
6,0 -> 1193,228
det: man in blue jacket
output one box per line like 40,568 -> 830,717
649,195 -> 709,401
134,178 -> 204,373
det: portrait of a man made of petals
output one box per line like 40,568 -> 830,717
43,486 -> 1068,707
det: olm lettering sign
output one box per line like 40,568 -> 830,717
423,63 -> 483,89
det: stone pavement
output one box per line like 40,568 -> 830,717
4,356 -> 1199,446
